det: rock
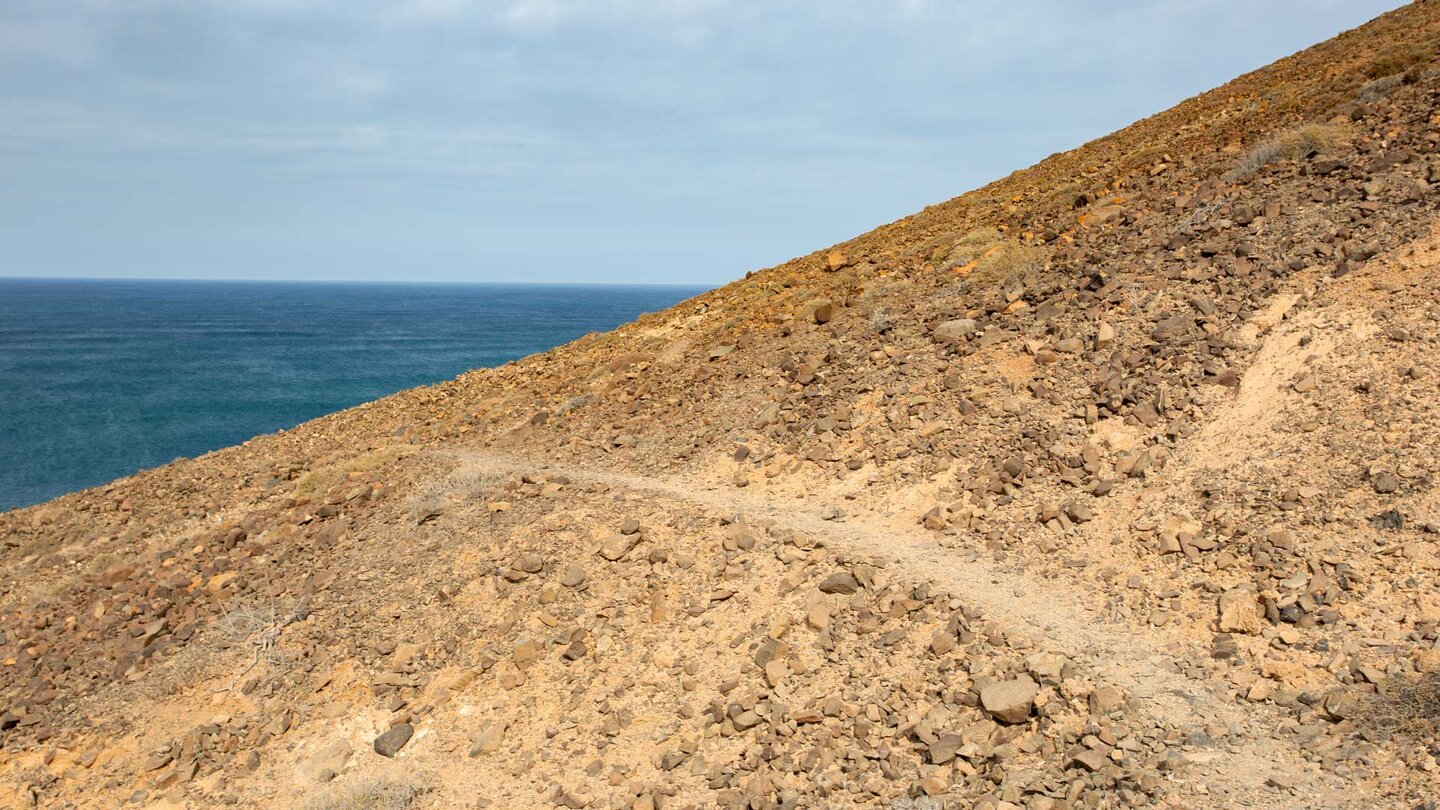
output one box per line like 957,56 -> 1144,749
1089,685 -> 1125,715
1217,585 -> 1265,634
817,572 -> 859,594
598,534 -> 639,561
1095,322 -> 1115,350
980,675 -> 1039,724
1372,471 -> 1400,494
295,740 -> 352,784
933,319 -> 978,345
1069,748 -> 1109,772
1151,314 -> 1193,342
806,603 -> 832,631
469,723 -> 507,756
811,299 -> 834,324
825,251 -> 849,271
512,553 -> 544,574
560,563 -> 587,588
373,723 -> 414,757
1024,652 -> 1068,685
927,733 -> 965,765
1415,649 -> 1440,674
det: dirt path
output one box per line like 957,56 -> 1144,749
452,447 -> 1355,808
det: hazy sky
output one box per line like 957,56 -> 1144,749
0,1 -> 1403,284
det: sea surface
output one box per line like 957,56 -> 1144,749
0,279 -> 706,510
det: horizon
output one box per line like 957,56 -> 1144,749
0,1 -> 1405,285
0,275 -> 710,288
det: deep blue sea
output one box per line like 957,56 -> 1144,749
0,279 -> 705,510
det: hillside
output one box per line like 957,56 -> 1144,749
5,4 -> 1440,808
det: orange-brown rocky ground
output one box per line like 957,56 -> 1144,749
5,3 -> 1440,809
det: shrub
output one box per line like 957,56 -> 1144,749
1356,73 -> 1404,103
1226,123 -> 1353,180
1358,673 -> 1440,740
306,776 -> 427,810
938,227 -> 1005,271
447,466 -> 489,500
1364,46 -> 1423,80
968,242 -> 1046,286
868,307 -> 897,334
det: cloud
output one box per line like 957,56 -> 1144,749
0,0 -> 1408,282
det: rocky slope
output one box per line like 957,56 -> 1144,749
5,4 -> 1440,809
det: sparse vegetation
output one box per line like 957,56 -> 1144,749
868,307 -> 897,334
1364,46 -> 1424,80
305,775 -> 428,810
1359,673 -> 1440,740
407,479 -> 449,525
447,466 -> 489,500
938,227 -> 1004,271
295,445 -> 416,498
1356,73 -> 1404,103
967,242 -> 1046,286
1226,122 -> 1353,180
211,599 -> 307,692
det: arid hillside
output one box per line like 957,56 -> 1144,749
5,4 -> 1440,809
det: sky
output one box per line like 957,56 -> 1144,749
0,0 -> 1405,285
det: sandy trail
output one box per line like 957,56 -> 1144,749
453,448 -> 1348,809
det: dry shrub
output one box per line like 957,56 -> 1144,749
868,307 -> 897,335
860,274 -> 916,304
968,242 -> 1046,286
1356,73 -> 1404,103
407,479 -> 449,525
1226,123 -> 1353,180
939,227 -> 1004,270
1359,673 -> 1440,740
1364,46 -> 1424,80
294,445 -> 415,498
447,466 -> 489,500
306,775 -> 427,810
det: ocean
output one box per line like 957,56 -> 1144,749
0,279 -> 707,510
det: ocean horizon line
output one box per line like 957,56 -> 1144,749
0,275 -> 716,289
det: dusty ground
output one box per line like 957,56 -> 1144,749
5,3 -> 1440,809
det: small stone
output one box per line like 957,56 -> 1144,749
980,675 -> 1039,724
1372,471 -> 1400,494
817,572 -> 859,594
1070,748 -> 1109,772
933,319 -> 978,345
1218,585 -> 1264,635
598,534 -> 639,561
1095,322 -> 1116,350
373,723 -> 414,757
512,553 -> 544,574
469,723 -> 508,756
560,563 -> 587,588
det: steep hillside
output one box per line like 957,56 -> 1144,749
5,4 -> 1440,808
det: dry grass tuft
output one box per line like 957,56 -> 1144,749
294,445 -> 416,498
1226,123 -> 1353,180
447,466 -> 489,500
938,227 -> 1005,270
305,775 -> 428,810
1364,46 -> 1424,80
407,479 -> 449,525
967,242 -> 1046,286
1359,673 -> 1440,740
1356,73 -> 1404,103
210,598 -> 308,692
